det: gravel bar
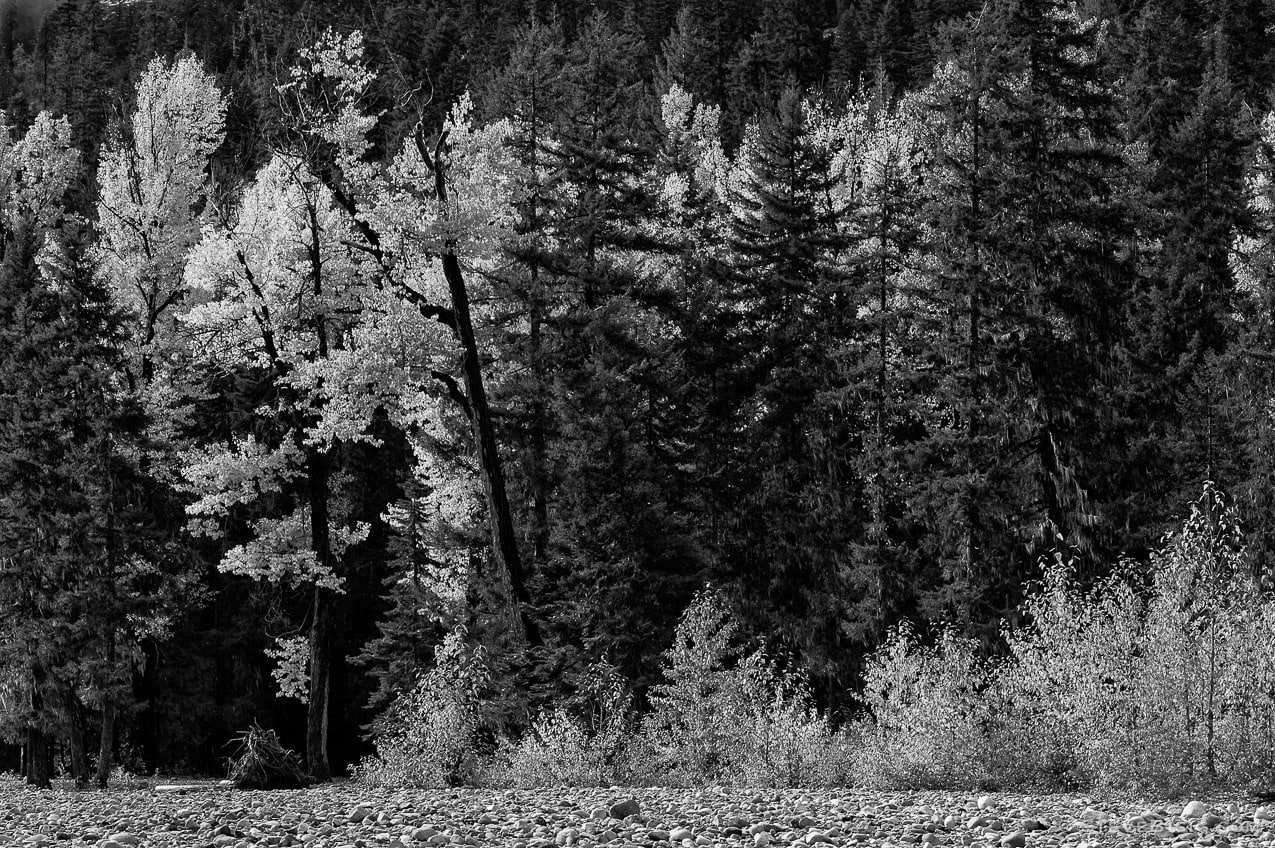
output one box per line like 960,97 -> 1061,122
4,780 -> 1275,848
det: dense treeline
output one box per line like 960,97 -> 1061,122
1,0 -> 1275,786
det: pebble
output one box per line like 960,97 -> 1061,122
2,776 -> 1273,848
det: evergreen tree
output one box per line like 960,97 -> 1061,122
915,0 -> 1130,626
1117,37 -> 1252,556
712,87 -> 860,699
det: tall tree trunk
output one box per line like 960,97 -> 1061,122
65,690 -> 88,788
529,305 -> 549,568
27,726 -> 52,789
306,585 -> 333,782
442,251 -> 541,647
306,446 -> 334,781
96,702 -> 115,789
426,136 -> 541,647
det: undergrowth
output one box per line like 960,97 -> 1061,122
359,484 -> 1275,794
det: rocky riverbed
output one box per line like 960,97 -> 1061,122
3,779 -> 1274,848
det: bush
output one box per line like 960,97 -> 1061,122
852,622 -> 990,789
856,484 -> 1275,794
353,627 -> 489,788
635,586 -> 854,787
489,660 -> 634,787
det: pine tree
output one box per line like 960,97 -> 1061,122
712,87 -> 861,698
914,0 -> 1130,626
1117,36 -> 1252,556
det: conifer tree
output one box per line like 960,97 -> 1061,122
712,87 -> 861,695
915,0 -> 1130,624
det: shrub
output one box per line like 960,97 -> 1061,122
636,586 -> 854,787
353,627 -> 489,788
857,484 -> 1275,794
639,586 -> 749,784
852,622 -> 990,789
489,660 -> 634,787
986,555 -> 1146,789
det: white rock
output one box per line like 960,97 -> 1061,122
754,834 -> 772,848
978,795 -> 994,811
1182,801 -> 1208,819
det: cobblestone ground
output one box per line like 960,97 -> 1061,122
4,779 -> 1274,848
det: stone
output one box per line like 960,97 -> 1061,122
805,833 -> 834,845
411,827 -> 437,842
608,800 -> 641,820
792,816 -> 818,829
978,796 -> 995,811
350,805 -> 373,824
596,831 -> 617,844
556,827 -> 580,846
754,834 -> 772,848
154,784 -> 201,793
589,808 -> 609,821
670,828 -> 692,842
106,834 -> 140,847
647,829 -> 671,842
1183,802 -> 1209,819
1000,833 -> 1027,848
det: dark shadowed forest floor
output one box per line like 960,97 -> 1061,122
2,778 -> 1272,848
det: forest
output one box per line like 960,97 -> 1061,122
2,0 -> 1275,794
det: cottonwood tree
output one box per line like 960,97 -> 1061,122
96,53 -> 226,386
175,150 -> 382,781
278,30 -> 545,660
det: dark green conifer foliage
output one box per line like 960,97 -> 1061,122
1117,38 -> 1253,556
655,6 -> 718,101
0,216 -> 190,787
711,87 -> 861,699
916,0 -> 1130,625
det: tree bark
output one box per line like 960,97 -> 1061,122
26,726 -> 52,789
96,702 -> 115,789
425,133 -> 541,648
66,694 -> 88,789
441,251 -> 541,648
306,584 -> 333,781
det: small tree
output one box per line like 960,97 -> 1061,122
356,628 -> 491,788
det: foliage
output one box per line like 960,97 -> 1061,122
637,587 -> 854,787
853,622 -> 991,789
354,628 -> 491,788
856,484 -> 1275,793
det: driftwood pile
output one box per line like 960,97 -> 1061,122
227,723 -> 311,790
